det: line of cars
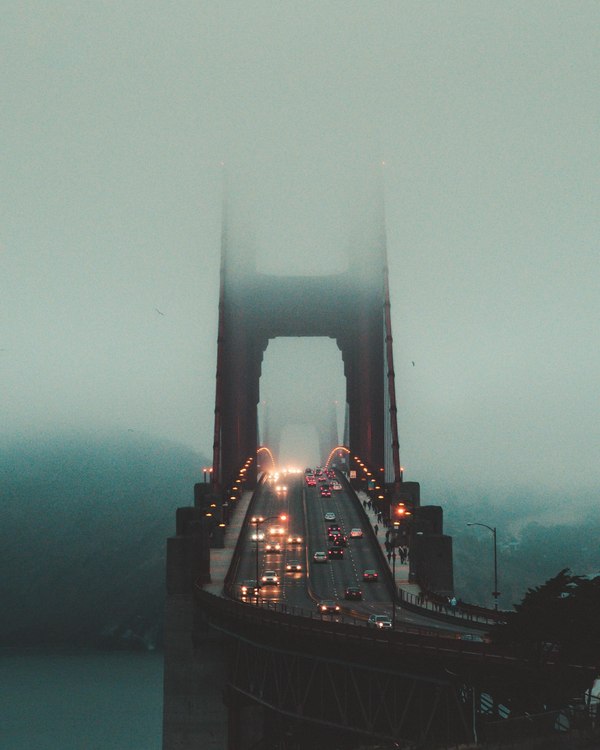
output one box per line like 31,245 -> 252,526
305,467 -> 343,496
241,515 -> 305,598
314,512 -> 389,624
313,521 -> 364,563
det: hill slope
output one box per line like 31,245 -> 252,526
0,430 -> 206,649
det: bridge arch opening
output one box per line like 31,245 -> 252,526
259,337 -> 345,466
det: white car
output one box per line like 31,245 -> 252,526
286,560 -> 302,572
261,570 -> 279,585
332,481 -> 342,491
349,528 -> 363,538
313,551 -> 328,563
324,512 -> 336,521
367,614 -> 392,629
268,525 -> 286,536
250,530 -> 265,541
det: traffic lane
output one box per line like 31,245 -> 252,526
306,483 -> 390,610
326,484 -> 487,635
258,475 -> 303,605
235,476 -> 313,608
235,476 -> 477,637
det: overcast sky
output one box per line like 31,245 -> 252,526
1,2 -> 598,496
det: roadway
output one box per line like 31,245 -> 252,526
232,470 -> 483,638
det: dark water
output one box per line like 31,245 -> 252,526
0,649 -> 163,749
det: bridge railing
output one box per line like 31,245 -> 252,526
224,590 -> 492,643
195,585 -> 549,669
399,588 -> 506,627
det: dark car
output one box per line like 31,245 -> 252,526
328,547 -> 344,559
333,535 -> 347,547
327,524 -> 341,533
317,599 -> 341,614
328,530 -> 341,542
240,579 -> 260,597
344,585 -> 363,600
363,569 -> 378,581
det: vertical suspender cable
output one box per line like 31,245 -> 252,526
212,181 -> 228,495
383,263 -> 402,487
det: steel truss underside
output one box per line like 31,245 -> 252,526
225,628 -> 473,748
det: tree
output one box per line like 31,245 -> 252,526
490,568 -> 600,667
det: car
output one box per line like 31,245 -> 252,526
287,534 -> 303,545
327,524 -> 341,533
367,614 -> 392,629
324,512 -> 336,521
363,569 -> 378,581
344,585 -> 363,600
333,535 -> 347,547
318,599 -> 340,614
313,551 -> 328,563
275,484 -> 288,493
261,570 -> 279,585
306,477 -> 316,486
250,530 -> 265,541
328,547 -> 344,559
459,633 -> 485,642
332,481 -> 342,491
349,528 -> 363,538
240,579 -> 260,597
327,530 -> 341,542
264,541 -> 282,553
320,489 -> 332,498
268,525 -> 285,536
286,560 -> 302,572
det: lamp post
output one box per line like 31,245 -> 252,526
467,522 -> 499,610
391,548 -> 397,629
253,514 -> 286,605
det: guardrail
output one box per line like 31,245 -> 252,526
224,590 -> 490,643
399,588 -> 505,627
197,585 -> 596,676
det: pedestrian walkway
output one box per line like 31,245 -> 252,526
356,490 -> 421,598
203,490 -> 253,595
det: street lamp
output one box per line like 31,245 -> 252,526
467,522 -> 499,610
391,548 -> 397,629
253,514 -> 286,605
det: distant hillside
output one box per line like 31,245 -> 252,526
0,430 -> 206,650
430,484 -> 600,609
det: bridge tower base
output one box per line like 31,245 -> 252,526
162,511 -> 228,750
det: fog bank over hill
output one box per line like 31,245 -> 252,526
0,430 -> 205,649
1,430 -> 597,647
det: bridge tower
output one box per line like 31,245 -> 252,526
212,185 -> 402,495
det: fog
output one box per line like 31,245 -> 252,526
2,2 -> 599,498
